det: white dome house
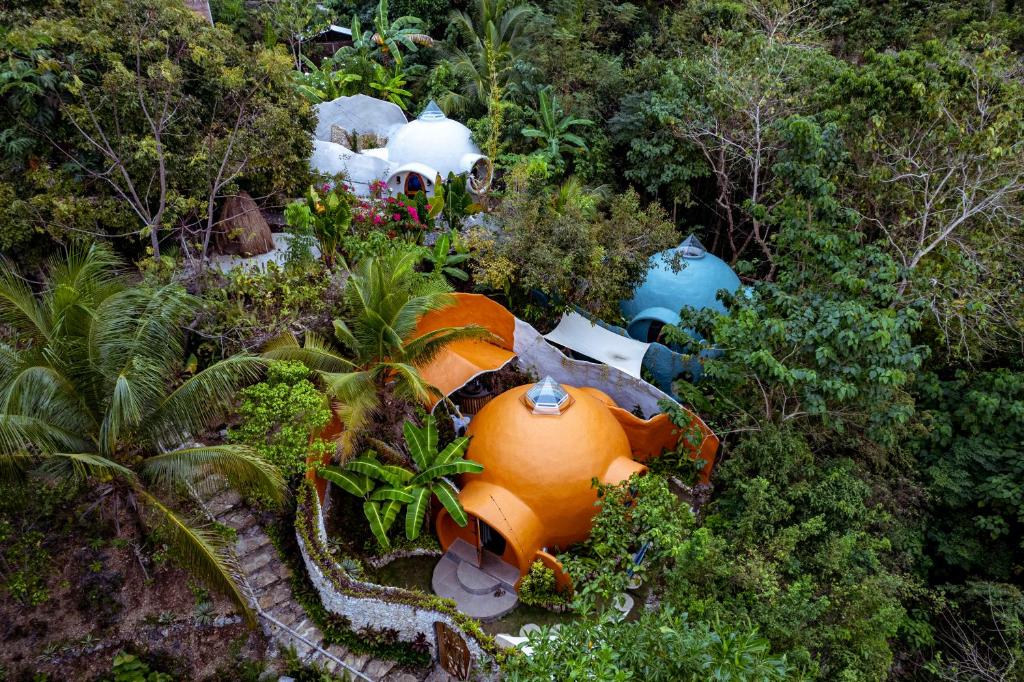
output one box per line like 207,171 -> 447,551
383,101 -> 492,197
309,96 -> 492,198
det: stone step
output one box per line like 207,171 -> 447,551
257,581 -> 292,610
205,489 -> 242,516
456,560 -> 502,595
239,546 -> 275,573
249,566 -> 284,590
362,658 -> 396,679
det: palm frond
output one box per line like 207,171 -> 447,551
263,333 -> 355,372
402,325 -> 495,366
136,489 -> 255,625
0,256 -> 49,343
141,444 -> 286,507
34,451 -> 136,485
148,355 -> 268,449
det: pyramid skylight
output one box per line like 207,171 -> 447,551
679,234 -> 707,259
523,376 -> 574,415
418,100 -> 447,121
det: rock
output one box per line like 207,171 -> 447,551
214,192 -> 274,256
519,623 -> 541,637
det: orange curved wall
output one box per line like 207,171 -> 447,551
413,293 -> 517,407
608,406 -> 719,484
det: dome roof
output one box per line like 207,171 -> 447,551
464,383 -> 635,551
620,235 -> 741,340
385,101 -> 484,179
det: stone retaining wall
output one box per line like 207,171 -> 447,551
295,484 -> 500,679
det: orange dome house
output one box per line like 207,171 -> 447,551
435,378 -> 652,586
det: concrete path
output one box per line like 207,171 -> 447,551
194,476 -> 413,681
430,539 -> 518,621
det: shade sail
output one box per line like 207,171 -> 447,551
544,312 -> 651,379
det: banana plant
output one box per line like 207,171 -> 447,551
294,55 -> 362,104
321,416 -> 483,549
320,452 -> 414,550
369,63 -> 413,110
368,0 -> 434,67
400,416 -> 482,539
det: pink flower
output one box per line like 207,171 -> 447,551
425,204 -> 432,211
392,213 -> 401,221
408,208 -> 419,221
372,215 -> 382,225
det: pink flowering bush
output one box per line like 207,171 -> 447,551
351,181 -> 429,244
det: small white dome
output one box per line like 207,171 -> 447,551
386,102 -> 485,180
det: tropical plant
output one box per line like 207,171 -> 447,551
447,0 -> 537,155
263,248 -> 492,457
369,63 -> 414,110
425,230 -> 471,283
320,415 -> 482,549
261,0 -> 328,70
294,54 -> 362,104
368,0 -> 434,67
285,184 -> 353,267
522,86 -> 593,171
0,244 -> 284,621
228,361 -> 333,481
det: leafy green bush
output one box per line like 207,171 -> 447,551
517,561 -> 569,608
197,261 -> 338,355
229,361 -> 333,481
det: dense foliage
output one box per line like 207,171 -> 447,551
3,0 -> 1024,678
0,0 -> 312,265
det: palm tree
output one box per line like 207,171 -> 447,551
446,0 -> 537,156
321,415 -> 482,550
264,248 -> 492,458
522,86 -> 593,169
0,244 -> 284,622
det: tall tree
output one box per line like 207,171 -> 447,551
0,244 -> 284,621
447,0 -> 537,156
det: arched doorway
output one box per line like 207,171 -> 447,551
404,172 -> 426,195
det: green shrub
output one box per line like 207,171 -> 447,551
229,361 -> 333,481
197,261 -> 338,355
517,561 -> 569,609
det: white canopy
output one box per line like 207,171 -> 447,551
544,312 -> 651,379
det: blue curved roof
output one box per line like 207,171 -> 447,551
621,236 -> 740,339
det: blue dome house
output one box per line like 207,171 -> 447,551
621,235 -> 741,343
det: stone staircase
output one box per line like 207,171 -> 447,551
430,539 -> 518,621
195,478 -> 415,681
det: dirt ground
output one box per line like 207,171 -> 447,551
0,523 -> 272,681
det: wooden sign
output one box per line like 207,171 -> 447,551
435,621 -> 471,680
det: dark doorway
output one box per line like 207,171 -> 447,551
646,320 -> 665,343
479,520 -> 506,557
404,172 -> 425,195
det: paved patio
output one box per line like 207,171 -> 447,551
431,538 -> 519,621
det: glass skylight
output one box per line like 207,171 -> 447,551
523,376 -> 573,415
418,100 -> 447,121
679,234 -> 707,259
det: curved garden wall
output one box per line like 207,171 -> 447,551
294,483 -> 500,678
